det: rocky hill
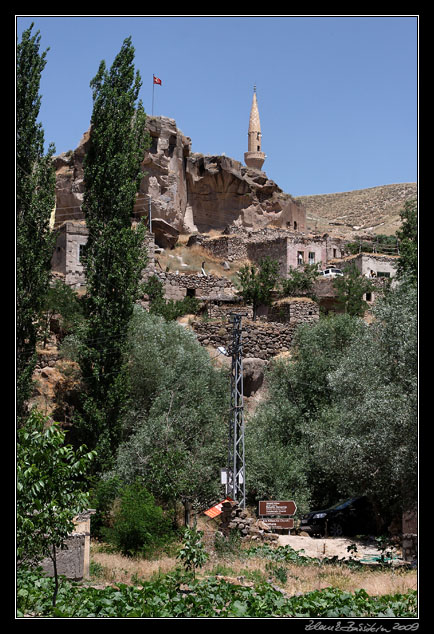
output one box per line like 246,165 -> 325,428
53,115 -> 416,241
297,183 -> 417,239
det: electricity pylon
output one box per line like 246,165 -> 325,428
226,313 -> 246,508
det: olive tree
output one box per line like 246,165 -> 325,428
114,308 -> 229,525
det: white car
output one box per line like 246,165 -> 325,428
319,267 -> 344,278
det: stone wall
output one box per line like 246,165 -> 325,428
218,500 -> 279,544
192,318 -> 297,360
190,228 -> 346,274
150,271 -> 238,301
268,297 -> 320,324
39,510 -> 95,581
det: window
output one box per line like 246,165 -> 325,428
297,251 -> 304,266
78,244 -> 85,263
333,248 -> 337,258
186,288 -> 196,298
377,271 -> 390,278
294,221 -> 298,230
365,292 -> 372,302
308,252 -> 315,265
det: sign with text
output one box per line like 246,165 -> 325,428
259,500 -> 297,516
261,517 -> 294,530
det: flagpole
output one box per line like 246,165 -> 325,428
152,74 -> 155,116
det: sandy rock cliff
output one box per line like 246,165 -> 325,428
52,115 -> 304,234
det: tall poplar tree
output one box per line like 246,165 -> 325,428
75,37 -> 150,470
16,24 -> 56,421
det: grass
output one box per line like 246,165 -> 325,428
155,233 -> 249,281
88,538 -> 417,598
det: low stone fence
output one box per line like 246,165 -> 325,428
192,318 -> 297,360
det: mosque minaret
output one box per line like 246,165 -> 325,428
244,85 -> 266,170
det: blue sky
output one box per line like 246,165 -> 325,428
16,15 -> 418,197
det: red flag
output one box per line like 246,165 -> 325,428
153,75 -> 162,85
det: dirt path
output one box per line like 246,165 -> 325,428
277,535 -> 387,561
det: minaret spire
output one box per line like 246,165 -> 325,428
244,85 -> 266,170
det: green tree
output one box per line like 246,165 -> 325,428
396,197 -> 417,283
143,274 -> 200,321
17,409 -> 95,606
74,37 -> 151,470
246,314 -> 365,512
105,480 -> 172,557
39,278 -> 84,347
236,257 -> 280,320
114,308 -> 229,525
177,527 -> 208,578
280,263 -> 321,298
333,263 -> 374,316
16,24 -> 56,420
316,281 -> 417,515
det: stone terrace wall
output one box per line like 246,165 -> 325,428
268,298 -> 320,324
192,318 -> 297,360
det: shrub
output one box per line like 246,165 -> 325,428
104,480 -> 173,557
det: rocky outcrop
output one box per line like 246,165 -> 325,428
52,116 -> 303,234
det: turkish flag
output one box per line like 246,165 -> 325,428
153,75 -> 162,85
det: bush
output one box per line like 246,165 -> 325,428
103,480 -> 173,557
88,475 -> 123,540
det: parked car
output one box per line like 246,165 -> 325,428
300,496 -> 377,537
319,268 -> 344,278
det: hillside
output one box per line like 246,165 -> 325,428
297,183 -> 417,239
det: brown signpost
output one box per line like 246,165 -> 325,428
261,517 -> 294,530
259,500 -> 297,517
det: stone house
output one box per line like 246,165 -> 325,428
51,222 -> 155,289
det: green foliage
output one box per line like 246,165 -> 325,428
345,234 -> 399,256
17,567 -> 417,618
246,313 -> 364,511
115,308 -> 229,513
247,279 -> 417,518
88,475 -> 123,540
17,409 -> 95,567
74,36 -> 151,470
236,257 -> 280,319
17,409 -> 95,605
316,281 -> 418,513
333,262 -> 374,316
16,24 -> 57,419
396,197 -> 417,283
177,527 -> 208,577
38,278 -> 84,346
280,263 -> 321,298
214,529 -> 242,559
144,274 -> 200,320
103,480 -> 173,557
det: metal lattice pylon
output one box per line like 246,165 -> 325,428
226,313 -> 246,508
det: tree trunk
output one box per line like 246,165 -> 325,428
184,500 -> 192,527
51,543 -> 59,607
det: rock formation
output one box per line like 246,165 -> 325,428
52,115 -> 305,235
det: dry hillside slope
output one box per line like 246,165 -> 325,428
297,182 -> 417,239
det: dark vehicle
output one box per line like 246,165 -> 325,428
300,496 -> 377,537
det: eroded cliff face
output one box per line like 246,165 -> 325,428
52,115 -> 303,233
